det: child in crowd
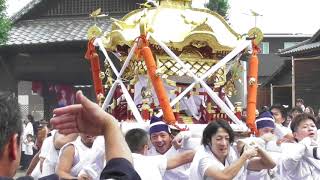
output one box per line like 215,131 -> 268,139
24,134 -> 36,168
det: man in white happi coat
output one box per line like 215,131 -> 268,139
244,111 -> 281,180
125,128 -> 195,180
147,116 -> 197,180
277,113 -> 320,180
56,133 -> 96,179
39,131 -> 78,178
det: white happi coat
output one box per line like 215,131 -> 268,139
132,153 -> 167,180
148,146 -> 191,180
41,130 -> 59,177
147,131 -> 199,180
274,123 -> 292,140
189,145 -> 247,180
59,136 -> 94,177
241,137 -> 281,180
78,136 -> 106,180
277,143 -> 320,180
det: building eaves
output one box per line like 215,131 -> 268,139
263,33 -> 312,38
279,29 -> 320,57
260,60 -> 291,87
277,39 -> 309,55
279,41 -> 320,57
309,29 -> 320,43
10,0 -> 44,23
1,17 -> 112,48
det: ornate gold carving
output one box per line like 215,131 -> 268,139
160,0 -> 192,8
111,18 -> 137,30
207,67 -> 226,88
87,25 -> 102,40
179,49 -> 203,59
90,8 -> 102,18
191,41 -> 208,48
192,23 -> 213,32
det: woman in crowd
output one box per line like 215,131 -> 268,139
270,105 -> 294,142
305,106 -> 315,116
189,120 -> 275,180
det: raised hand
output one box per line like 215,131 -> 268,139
172,133 -> 183,150
50,90 -> 116,136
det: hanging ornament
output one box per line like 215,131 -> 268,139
248,27 -> 263,45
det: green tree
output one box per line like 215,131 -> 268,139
205,0 -> 229,19
0,0 -> 10,44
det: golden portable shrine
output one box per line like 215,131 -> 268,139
85,0 -> 263,134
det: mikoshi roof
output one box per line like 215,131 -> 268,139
104,2 -> 242,52
102,1 -> 244,82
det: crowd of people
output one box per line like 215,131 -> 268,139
1,90 -> 320,180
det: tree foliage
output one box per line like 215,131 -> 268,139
205,0 -> 229,19
0,0 -> 11,44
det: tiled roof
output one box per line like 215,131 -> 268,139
279,29 -> 320,56
3,17 -> 112,47
279,41 -> 320,56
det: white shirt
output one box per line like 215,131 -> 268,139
86,136 -> 105,175
247,169 -> 269,180
39,136 -> 51,159
32,136 -> 51,178
247,145 -> 282,180
277,143 -> 320,180
189,145 -> 247,180
59,136 -> 93,177
24,141 -> 34,155
41,130 -> 59,177
274,123 -> 292,139
22,122 -> 34,152
58,136 -> 106,179
148,146 -> 191,180
132,153 -> 167,180
236,137 -> 282,180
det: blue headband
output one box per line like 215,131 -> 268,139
149,116 -> 170,134
256,111 -> 275,129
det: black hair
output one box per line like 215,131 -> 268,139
201,119 -> 234,146
291,106 -> 303,114
270,104 -> 287,118
27,114 -> 34,123
296,98 -> 304,104
305,106 -> 315,116
261,106 -> 269,112
0,91 -> 23,155
125,128 -> 149,153
290,113 -> 316,133
26,134 -> 33,139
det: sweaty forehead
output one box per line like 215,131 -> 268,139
151,131 -> 169,136
298,119 -> 315,126
213,128 -> 229,137
271,109 -> 280,114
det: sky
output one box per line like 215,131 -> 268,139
6,0 -> 320,34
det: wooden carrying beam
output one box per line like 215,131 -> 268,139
246,42 -> 259,134
139,35 -> 176,125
